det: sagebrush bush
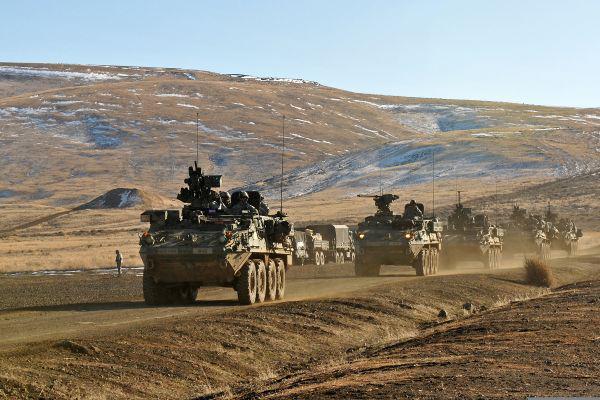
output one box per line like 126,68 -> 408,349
524,258 -> 555,288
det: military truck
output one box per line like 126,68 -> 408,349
291,229 -> 330,265
544,205 -> 583,256
503,205 -> 552,260
354,194 -> 443,277
139,162 -> 293,306
305,224 -> 355,264
441,193 -> 503,269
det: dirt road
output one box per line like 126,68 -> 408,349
1,255 -> 599,399
0,264 -> 420,346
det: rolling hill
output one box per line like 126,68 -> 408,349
1,62 -> 599,211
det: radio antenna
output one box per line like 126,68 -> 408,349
379,164 -> 383,196
432,150 -> 436,218
196,112 -> 199,164
280,115 -> 285,213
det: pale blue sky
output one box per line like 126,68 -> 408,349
1,1 -> 599,107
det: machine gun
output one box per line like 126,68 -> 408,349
358,194 -> 399,216
177,162 -> 222,212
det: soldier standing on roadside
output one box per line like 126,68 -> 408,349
115,250 -> 123,276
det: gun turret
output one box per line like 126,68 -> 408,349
358,194 -> 399,215
177,162 -> 223,212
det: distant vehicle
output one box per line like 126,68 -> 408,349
441,192 -> 503,269
503,205 -> 553,260
544,205 -> 583,256
292,224 -> 355,265
139,162 -> 293,306
354,194 -> 443,277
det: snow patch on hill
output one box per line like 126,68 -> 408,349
0,66 -> 128,81
76,188 -> 178,209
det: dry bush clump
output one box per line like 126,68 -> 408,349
524,258 -> 555,288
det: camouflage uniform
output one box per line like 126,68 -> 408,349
230,192 -> 258,215
404,200 -> 423,220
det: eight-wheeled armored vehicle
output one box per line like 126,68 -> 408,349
354,194 -> 443,277
139,162 -> 293,306
544,206 -> 583,256
503,205 -> 553,260
441,193 -> 503,269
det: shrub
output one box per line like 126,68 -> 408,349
524,258 -> 555,288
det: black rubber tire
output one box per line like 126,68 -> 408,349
143,271 -> 169,306
414,251 -> 425,276
236,260 -> 257,305
350,251 -> 356,262
255,259 -> 267,303
265,259 -> 277,301
274,258 -> 286,300
431,248 -> 439,274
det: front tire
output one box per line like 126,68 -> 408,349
143,271 -> 169,305
255,259 -> 267,303
236,260 -> 257,305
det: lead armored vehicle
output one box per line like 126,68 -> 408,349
441,193 -> 503,269
544,206 -> 583,256
354,194 -> 443,276
139,162 -> 293,305
503,205 -> 552,259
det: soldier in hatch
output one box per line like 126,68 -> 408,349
230,191 -> 258,215
258,194 -> 270,216
404,199 -> 423,220
220,191 -> 232,209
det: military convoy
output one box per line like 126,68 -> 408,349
441,193 -> 504,269
139,162 -> 292,306
354,194 -> 443,277
138,161 -> 584,306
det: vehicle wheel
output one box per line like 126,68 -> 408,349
431,248 -> 439,274
339,251 -> 345,263
484,249 -> 493,270
236,260 -> 257,305
350,251 -> 356,262
496,249 -> 503,269
320,251 -> 326,265
265,259 -> 277,301
539,242 -> 551,260
143,271 -> 169,305
255,259 -> 267,303
414,251 -> 425,276
274,258 -> 286,300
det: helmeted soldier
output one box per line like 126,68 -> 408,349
258,194 -> 270,216
404,199 -> 423,220
230,191 -> 258,215
220,191 -> 232,209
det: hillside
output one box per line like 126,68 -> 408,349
1,62 -> 599,211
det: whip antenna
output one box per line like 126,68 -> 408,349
432,150 -> 436,218
280,115 -> 285,213
196,112 -> 199,164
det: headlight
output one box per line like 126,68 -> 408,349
358,232 -> 365,239
404,233 -> 412,240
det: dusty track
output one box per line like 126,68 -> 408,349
0,256 -> 599,399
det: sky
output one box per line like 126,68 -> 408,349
1,0 -> 599,108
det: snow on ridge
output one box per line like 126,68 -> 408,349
177,103 -> 199,109
290,104 -> 305,111
290,133 -> 332,144
0,66 -> 128,81
227,73 -> 320,85
155,93 -> 189,98
293,118 -> 312,124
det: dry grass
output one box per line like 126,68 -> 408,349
524,258 -> 556,288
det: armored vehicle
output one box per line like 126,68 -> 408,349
544,206 -> 583,256
441,193 -> 503,269
139,162 -> 293,306
291,229 -> 330,265
503,205 -> 552,260
354,194 -> 443,277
